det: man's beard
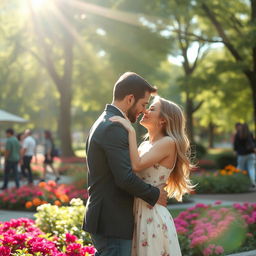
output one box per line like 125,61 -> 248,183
127,103 -> 138,123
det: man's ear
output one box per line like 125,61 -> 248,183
126,94 -> 135,106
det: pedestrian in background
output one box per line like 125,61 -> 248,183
40,130 -> 60,182
21,129 -> 36,185
1,128 -> 20,190
234,123 -> 256,190
16,132 -> 25,178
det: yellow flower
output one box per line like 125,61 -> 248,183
220,170 -> 226,175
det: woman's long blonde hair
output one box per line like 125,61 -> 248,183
156,96 -> 194,201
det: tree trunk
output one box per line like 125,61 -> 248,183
186,96 -> 194,143
58,89 -> 74,156
208,121 -> 214,148
247,72 -> 256,137
57,36 -> 75,157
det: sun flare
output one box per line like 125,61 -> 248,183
31,0 -> 49,11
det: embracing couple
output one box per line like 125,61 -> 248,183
83,72 -> 193,256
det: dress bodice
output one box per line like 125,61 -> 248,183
136,141 -> 175,187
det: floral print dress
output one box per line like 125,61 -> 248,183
132,141 -> 182,256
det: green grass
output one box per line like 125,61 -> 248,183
169,208 -> 185,218
206,148 -> 233,160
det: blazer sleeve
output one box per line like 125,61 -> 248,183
102,122 -> 160,206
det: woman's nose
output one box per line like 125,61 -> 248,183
144,109 -> 149,114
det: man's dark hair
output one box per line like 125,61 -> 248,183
113,72 -> 157,102
6,128 -> 14,135
235,122 -> 241,129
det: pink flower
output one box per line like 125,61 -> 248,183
215,245 -> 224,254
65,233 -> 77,243
82,245 -> 96,255
203,247 -> 212,256
0,246 -> 11,256
66,243 -> 82,256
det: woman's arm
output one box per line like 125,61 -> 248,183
110,116 -> 175,171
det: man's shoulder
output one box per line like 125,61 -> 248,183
89,113 -> 127,141
7,136 -> 19,146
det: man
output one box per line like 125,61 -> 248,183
21,129 -> 36,184
1,128 -> 20,189
83,72 -> 167,255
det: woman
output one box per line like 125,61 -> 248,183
41,130 -> 60,182
110,96 -> 194,256
234,123 -> 256,189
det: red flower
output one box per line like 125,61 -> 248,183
65,233 -> 77,243
0,246 -> 11,256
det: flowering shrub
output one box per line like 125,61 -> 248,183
175,202 -> 256,255
0,181 -> 88,211
0,217 -> 95,256
192,165 -> 251,193
35,198 -> 91,245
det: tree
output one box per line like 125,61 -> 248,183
195,0 -> 256,136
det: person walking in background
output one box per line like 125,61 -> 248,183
234,123 -> 256,190
1,128 -> 20,190
231,122 -> 242,144
20,129 -> 36,185
16,132 -> 25,178
40,130 -> 60,182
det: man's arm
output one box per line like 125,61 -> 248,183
102,123 -> 160,206
4,149 -> 10,161
5,140 -> 11,161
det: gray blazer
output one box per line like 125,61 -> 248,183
83,104 -> 160,239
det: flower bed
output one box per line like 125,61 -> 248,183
1,199 -> 255,256
192,165 -> 251,193
175,202 -> 256,256
0,181 -> 88,211
0,218 -> 95,256
35,198 -> 91,245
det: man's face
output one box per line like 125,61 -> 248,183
127,91 -> 151,123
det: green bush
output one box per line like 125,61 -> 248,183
35,198 -> 91,246
192,168 -> 250,193
191,143 -> 207,161
215,153 -> 237,169
168,193 -> 192,205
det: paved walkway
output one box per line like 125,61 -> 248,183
167,190 -> 256,210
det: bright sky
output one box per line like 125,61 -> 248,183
168,42 -> 224,66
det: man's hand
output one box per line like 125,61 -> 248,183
156,185 -> 168,207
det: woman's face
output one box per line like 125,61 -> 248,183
140,100 -> 162,128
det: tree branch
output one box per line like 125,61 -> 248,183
193,100 -> 204,113
201,3 -> 243,62
21,46 -> 47,67
28,2 -> 62,91
191,42 -> 203,73
173,29 -> 223,43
